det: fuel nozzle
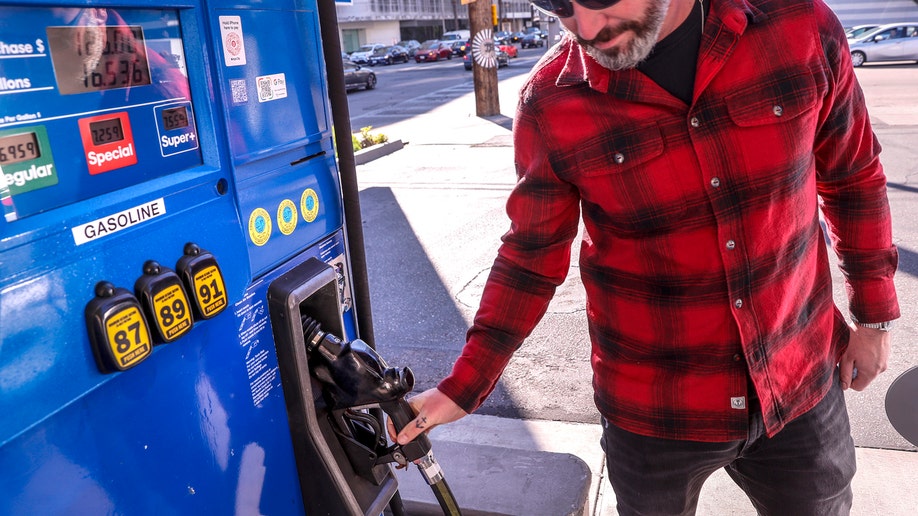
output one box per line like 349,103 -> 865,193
300,317 -> 462,514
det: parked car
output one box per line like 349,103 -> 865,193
510,31 -> 525,43
845,24 -> 879,40
349,43 -> 385,64
368,45 -> 409,66
343,61 -> 377,91
450,40 -> 467,56
462,49 -> 510,70
520,33 -> 544,48
415,40 -> 453,62
849,23 -> 918,67
497,41 -> 518,58
397,39 -> 421,57
495,31 -> 513,45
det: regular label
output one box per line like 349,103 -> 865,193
153,284 -> 192,340
193,265 -> 227,317
104,306 -> 152,369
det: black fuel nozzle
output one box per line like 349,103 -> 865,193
301,316 -> 432,463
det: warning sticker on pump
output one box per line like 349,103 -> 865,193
248,207 -> 271,246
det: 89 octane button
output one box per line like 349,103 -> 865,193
85,281 -> 153,374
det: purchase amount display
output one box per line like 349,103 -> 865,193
47,25 -> 152,95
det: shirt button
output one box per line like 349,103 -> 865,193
734,299 -> 744,309
710,177 -> 721,188
726,240 -> 736,250
690,117 -> 700,127
733,354 -> 742,362
613,153 -> 625,164
773,105 -> 783,116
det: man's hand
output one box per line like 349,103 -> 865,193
387,388 -> 468,445
839,323 -> 891,391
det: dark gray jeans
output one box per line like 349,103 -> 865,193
601,377 -> 856,515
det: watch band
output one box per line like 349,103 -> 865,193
857,321 -> 895,332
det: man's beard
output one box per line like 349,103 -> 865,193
578,0 -> 671,70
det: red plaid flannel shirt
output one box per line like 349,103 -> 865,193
438,0 -> 899,441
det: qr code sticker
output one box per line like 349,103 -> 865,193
230,79 -> 247,104
256,76 -> 273,102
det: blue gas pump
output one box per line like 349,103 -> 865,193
0,1 -> 443,514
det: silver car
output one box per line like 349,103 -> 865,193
849,23 -> 918,67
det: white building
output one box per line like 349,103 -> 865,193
335,0 -> 534,52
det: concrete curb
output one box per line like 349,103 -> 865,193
354,139 -> 405,165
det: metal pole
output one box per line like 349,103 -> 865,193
316,0 -> 376,347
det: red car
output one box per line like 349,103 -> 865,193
497,42 -> 518,58
415,40 -> 453,63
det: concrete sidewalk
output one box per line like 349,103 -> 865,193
356,72 -> 918,515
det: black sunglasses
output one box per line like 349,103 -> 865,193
529,0 -> 623,18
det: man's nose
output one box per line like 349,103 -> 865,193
567,3 -> 611,42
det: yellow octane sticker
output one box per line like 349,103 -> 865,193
153,284 -> 193,340
277,199 -> 298,235
248,207 -> 271,246
104,306 -> 152,368
301,188 -> 319,223
193,265 -> 227,317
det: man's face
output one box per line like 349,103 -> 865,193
561,0 -> 672,70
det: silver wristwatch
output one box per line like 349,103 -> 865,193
857,321 -> 895,332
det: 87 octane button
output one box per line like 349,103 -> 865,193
85,281 -> 153,373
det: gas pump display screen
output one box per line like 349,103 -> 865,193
0,132 -> 41,166
162,106 -> 189,131
46,25 -> 153,95
0,7 -> 202,223
89,118 -> 125,146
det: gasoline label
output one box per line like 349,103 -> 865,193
301,189 -> 319,223
277,199 -> 297,235
248,207 -> 271,246
192,265 -> 227,318
104,305 -> 152,370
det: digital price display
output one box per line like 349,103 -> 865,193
46,25 -> 152,95
162,106 -> 189,131
89,118 -> 125,146
0,132 -> 41,165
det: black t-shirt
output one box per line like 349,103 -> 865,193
637,0 -> 707,104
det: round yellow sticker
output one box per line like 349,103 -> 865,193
277,199 -> 298,235
301,188 -> 320,223
248,208 -> 271,246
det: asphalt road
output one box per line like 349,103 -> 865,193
349,54 -> 918,452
